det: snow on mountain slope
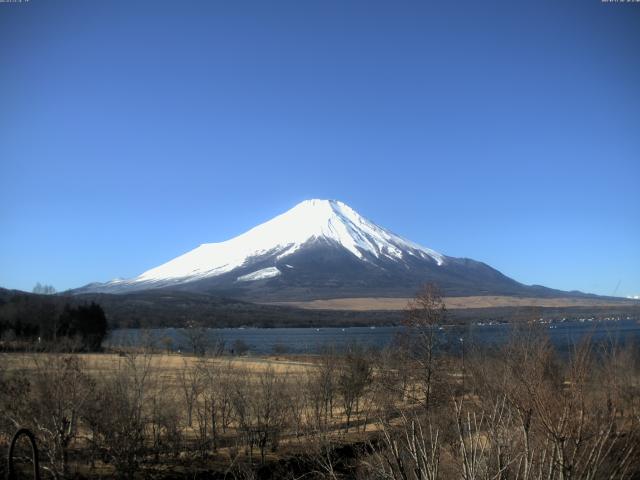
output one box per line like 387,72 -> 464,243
104,199 -> 444,289
237,267 -> 281,282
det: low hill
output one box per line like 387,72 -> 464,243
2,287 -> 638,330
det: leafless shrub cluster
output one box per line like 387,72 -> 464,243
362,313 -> 640,480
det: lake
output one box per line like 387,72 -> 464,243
106,318 -> 640,355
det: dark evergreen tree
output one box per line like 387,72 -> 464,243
57,302 -> 108,350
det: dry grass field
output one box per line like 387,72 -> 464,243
0,351 -> 316,374
268,295 -> 639,310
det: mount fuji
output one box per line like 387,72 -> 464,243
75,199 -> 576,301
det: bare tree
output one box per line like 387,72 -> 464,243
307,348 -> 337,433
182,324 -> 208,356
192,358 -> 231,456
178,359 -> 201,427
87,351 -> 153,479
367,412 -> 441,480
232,366 -> 289,464
148,374 -> 182,462
404,283 -> 447,410
33,283 -> 56,295
15,355 -> 93,478
337,344 -> 372,432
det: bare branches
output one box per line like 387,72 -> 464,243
0,320 -> 639,479
403,283 -> 448,411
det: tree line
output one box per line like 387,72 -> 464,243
0,293 -> 108,351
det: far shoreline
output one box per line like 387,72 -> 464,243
266,295 -> 640,311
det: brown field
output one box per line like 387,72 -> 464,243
268,295 -> 639,311
0,351 -> 316,376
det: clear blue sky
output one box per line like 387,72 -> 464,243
1,0 -> 638,297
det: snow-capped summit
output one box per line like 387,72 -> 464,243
76,199 -> 538,301
103,199 -> 443,289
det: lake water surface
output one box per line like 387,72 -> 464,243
107,319 -> 640,355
